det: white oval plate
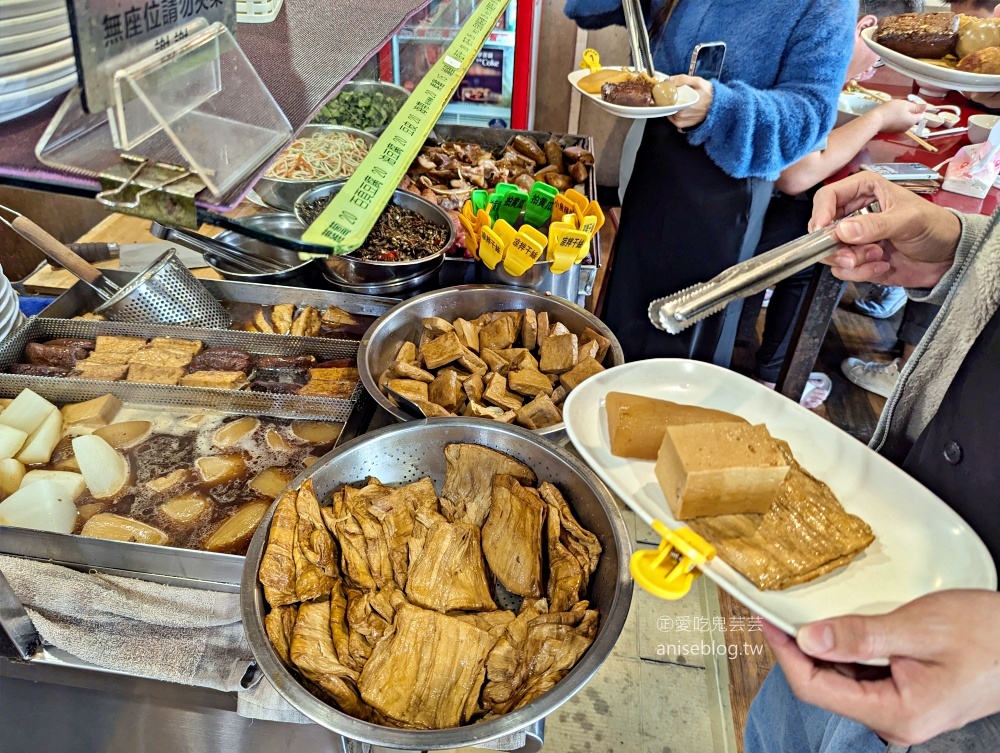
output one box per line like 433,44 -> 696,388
567,67 -> 698,120
562,359 -> 997,635
862,26 -> 1000,93
0,0 -> 66,20
0,55 -> 74,94
0,69 -> 75,115
0,22 -> 70,56
0,7 -> 69,37
0,37 -> 73,77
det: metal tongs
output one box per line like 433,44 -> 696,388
649,203 -> 880,334
622,0 -> 655,76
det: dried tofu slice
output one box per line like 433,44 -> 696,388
439,443 -> 536,527
482,475 -> 547,598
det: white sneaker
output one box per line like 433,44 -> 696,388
841,357 -> 901,399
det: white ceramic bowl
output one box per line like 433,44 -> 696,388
836,92 -> 880,126
968,114 -> 1000,143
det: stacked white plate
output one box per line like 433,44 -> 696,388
0,0 -> 77,124
0,267 -> 25,340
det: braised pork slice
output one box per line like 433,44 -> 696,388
359,604 -> 495,728
483,599 -> 598,715
689,442 -> 875,590
259,489 -> 299,606
264,603 -> 298,666
290,599 -> 370,719
440,443 -> 537,527
482,475 -> 547,597
405,521 -> 497,612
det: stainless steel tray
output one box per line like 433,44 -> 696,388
0,316 -> 378,589
40,272 -> 397,323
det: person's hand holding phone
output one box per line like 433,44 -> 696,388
667,75 -> 712,129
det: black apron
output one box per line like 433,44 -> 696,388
902,306 -> 1000,568
603,118 -> 774,364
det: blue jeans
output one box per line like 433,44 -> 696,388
744,666 -> 886,753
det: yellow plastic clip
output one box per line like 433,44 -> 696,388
503,225 -> 547,276
551,193 -> 578,224
547,222 -> 588,274
476,208 -> 493,233
564,188 -> 590,214
580,48 -> 602,73
462,200 -> 475,221
630,521 -> 716,600
492,218 -> 518,249
583,200 -> 605,232
478,225 -> 506,270
457,212 -> 479,256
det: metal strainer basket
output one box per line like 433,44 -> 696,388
92,248 -> 233,328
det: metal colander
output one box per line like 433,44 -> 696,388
93,248 -> 233,328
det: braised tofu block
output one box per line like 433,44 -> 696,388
429,370 -> 463,411
288,307 -> 320,337
422,331 -> 465,370
309,367 -> 360,383
61,394 -> 122,428
396,341 -> 418,363
189,348 -> 253,374
253,310 -> 274,333
463,373 -> 485,403
388,360 -> 432,383
507,368 -> 555,398
458,347 -> 488,377
509,349 -> 539,372
606,391 -> 745,460
179,370 -> 249,390
483,373 -> 524,411
479,316 -> 518,352
452,318 -> 480,352
78,351 -> 134,366
388,378 -> 430,403
405,521 -> 497,612
422,317 -> 454,337
516,394 -> 562,430
440,443 -> 536,527
522,309 -> 538,350
463,401 -> 505,419
481,348 -> 511,375
272,303 -> 295,335
497,410 -> 517,423
559,357 -> 606,391
482,475 -> 547,597
656,422 -> 790,520
539,333 -> 578,374
94,335 -> 147,356
578,339 -> 600,363
473,311 -> 509,328
549,321 -> 571,338
126,363 -> 185,385
580,327 -> 612,363
321,305 -> 358,326
358,604 -> 495,728
536,311 -> 550,343
128,347 -> 194,368
550,385 -> 568,405
300,375 -> 358,399
413,399 -> 453,417
149,338 -> 203,356
72,363 -> 129,381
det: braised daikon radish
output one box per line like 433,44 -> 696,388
20,470 -> 86,500
0,480 -> 78,533
81,513 -> 169,545
93,420 -> 152,450
204,501 -> 269,552
0,425 -> 27,461
72,434 -> 129,498
16,409 -> 63,465
0,459 -> 26,496
0,389 -> 57,435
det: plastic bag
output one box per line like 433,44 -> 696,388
942,120 -> 1000,199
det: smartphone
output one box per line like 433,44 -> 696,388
860,163 -> 941,181
689,41 -> 727,80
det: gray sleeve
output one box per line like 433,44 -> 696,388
907,211 -> 993,305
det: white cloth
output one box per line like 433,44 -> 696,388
618,120 -> 646,204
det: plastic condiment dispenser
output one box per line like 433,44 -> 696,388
631,521 -> 716,600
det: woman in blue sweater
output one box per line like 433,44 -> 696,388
565,0 -> 856,363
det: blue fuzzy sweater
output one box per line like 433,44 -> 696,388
565,0 -> 856,180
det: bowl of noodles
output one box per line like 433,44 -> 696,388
255,125 -> 377,211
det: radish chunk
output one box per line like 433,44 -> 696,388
0,425 -> 27,461
0,480 -> 78,533
0,459 -> 26,497
20,470 -> 87,500
15,409 -> 63,465
72,435 -> 129,498
0,389 -> 57,435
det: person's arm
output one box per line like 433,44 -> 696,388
764,590 -> 1000,746
675,0 -> 855,179
775,100 -> 927,196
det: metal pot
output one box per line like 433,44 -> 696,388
240,418 -> 633,751
186,214 -> 317,284
357,285 -> 624,442
254,125 -> 378,212
294,180 -> 453,295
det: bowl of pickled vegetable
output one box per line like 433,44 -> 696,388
311,80 -> 410,135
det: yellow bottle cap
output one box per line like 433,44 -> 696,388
630,521 -> 716,601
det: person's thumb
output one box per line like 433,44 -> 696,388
835,211 -> 896,247
669,74 -> 700,89
796,606 -> 935,663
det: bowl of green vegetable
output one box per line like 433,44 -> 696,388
311,80 -> 411,135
